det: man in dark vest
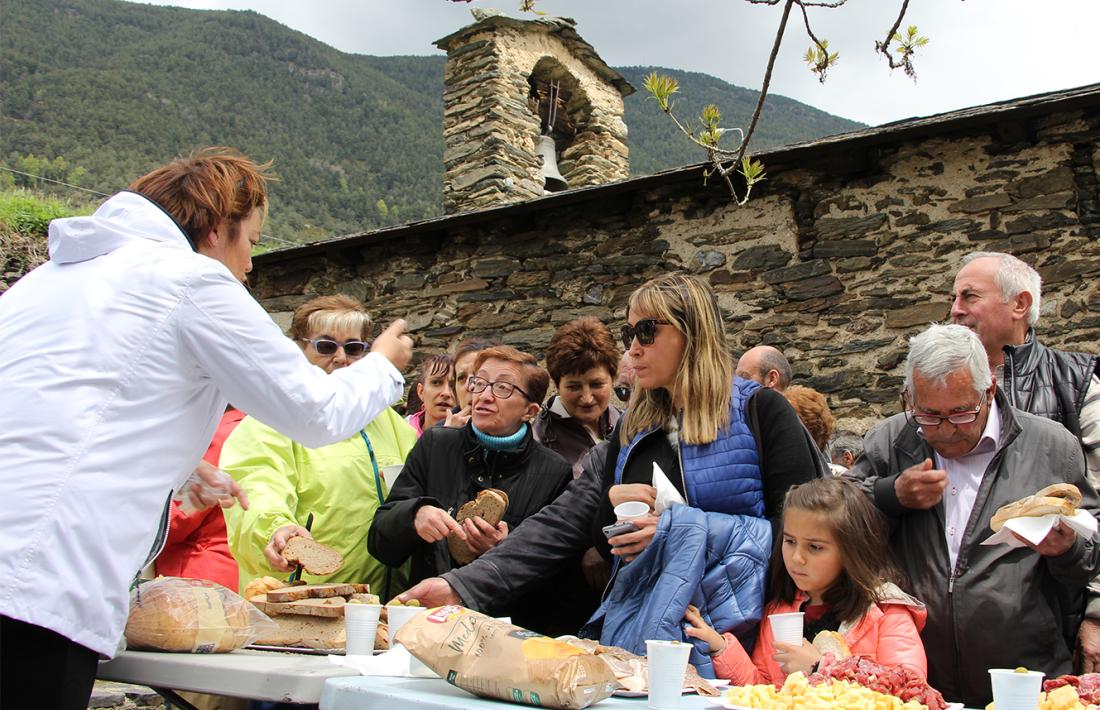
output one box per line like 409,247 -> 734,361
952,250 -> 1100,670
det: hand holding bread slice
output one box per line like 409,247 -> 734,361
990,483 -> 1082,532
281,536 -> 344,575
447,488 -> 509,565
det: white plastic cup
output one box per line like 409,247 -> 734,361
344,603 -> 381,656
645,639 -> 692,710
386,604 -> 423,646
989,668 -> 1044,710
769,612 -> 805,647
615,501 -> 650,521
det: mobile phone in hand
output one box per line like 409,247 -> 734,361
601,520 -> 639,540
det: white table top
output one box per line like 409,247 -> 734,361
320,676 -> 725,709
97,648 -> 360,703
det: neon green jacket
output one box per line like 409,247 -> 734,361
220,407 -> 417,600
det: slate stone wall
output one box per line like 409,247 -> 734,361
251,101 -> 1100,434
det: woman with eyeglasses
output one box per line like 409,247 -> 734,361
534,317 -> 622,478
584,273 -> 821,669
219,295 -> 418,600
368,345 -> 579,633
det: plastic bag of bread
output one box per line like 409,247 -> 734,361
125,577 -> 277,653
395,605 -> 618,709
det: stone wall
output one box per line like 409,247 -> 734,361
436,15 -> 632,214
251,92 -> 1100,434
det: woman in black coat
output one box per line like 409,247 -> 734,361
368,345 -> 576,633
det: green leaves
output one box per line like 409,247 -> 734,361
738,157 -> 766,187
699,104 -> 723,146
643,72 -> 680,112
804,39 -> 839,83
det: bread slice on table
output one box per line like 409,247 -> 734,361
281,537 -> 345,575
250,595 -> 347,618
265,583 -> 356,603
447,488 -> 509,566
254,614 -> 387,651
990,483 -> 1081,532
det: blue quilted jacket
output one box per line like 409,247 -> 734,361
582,504 -> 772,678
614,377 -> 763,515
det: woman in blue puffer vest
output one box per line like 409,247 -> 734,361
585,273 -> 821,674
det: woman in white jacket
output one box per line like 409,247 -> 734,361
0,148 -> 413,709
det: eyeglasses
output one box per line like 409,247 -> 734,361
466,375 -> 532,401
907,391 -> 987,427
620,319 -> 670,350
300,338 -> 369,358
613,385 -> 631,402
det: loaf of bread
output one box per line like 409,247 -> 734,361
281,537 -> 345,575
125,577 -> 275,653
990,483 -> 1082,532
447,489 -> 510,565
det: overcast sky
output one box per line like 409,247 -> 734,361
133,0 -> 1100,126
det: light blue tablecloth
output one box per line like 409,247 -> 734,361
320,676 -> 722,709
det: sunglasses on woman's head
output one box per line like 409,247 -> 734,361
300,337 -> 369,358
620,319 -> 670,349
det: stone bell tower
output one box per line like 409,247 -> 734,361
435,12 -> 634,214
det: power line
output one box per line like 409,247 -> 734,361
0,166 -> 112,198
3,165 -> 303,247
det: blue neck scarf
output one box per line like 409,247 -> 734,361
472,422 -> 528,452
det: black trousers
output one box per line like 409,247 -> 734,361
1,615 -> 99,709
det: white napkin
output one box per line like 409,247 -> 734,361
328,644 -> 438,678
652,462 -> 686,514
980,509 -> 1098,548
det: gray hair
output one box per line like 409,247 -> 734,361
962,251 -> 1042,327
827,430 -> 863,461
904,323 -> 992,396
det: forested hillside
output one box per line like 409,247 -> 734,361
1,0 -> 863,244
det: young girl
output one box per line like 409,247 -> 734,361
684,477 -> 928,683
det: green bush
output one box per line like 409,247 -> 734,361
0,191 -> 83,238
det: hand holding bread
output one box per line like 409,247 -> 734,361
448,489 -> 509,565
415,505 -> 466,543
990,483 -> 1082,532
264,524 -> 313,572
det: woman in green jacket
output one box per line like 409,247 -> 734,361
221,295 -> 417,600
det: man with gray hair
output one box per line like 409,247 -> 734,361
827,429 -> 863,470
952,250 -> 1100,670
846,323 -> 1098,707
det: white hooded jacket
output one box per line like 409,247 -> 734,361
0,191 -> 404,656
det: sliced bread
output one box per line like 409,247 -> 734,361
281,537 -> 345,575
447,488 -> 509,565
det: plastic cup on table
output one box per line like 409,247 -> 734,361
769,612 -> 805,647
344,603 -> 382,656
989,668 -> 1044,710
645,639 -> 692,710
615,501 -> 650,521
385,604 -> 424,646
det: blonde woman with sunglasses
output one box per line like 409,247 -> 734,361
220,295 -> 418,601
585,273 -> 823,673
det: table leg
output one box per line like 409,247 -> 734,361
152,687 -> 201,710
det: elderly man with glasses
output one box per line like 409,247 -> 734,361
845,323 -> 1100,708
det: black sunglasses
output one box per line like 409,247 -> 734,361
620,319 -> 670,350
300,337 -> 369,358
613,384 -> 631,402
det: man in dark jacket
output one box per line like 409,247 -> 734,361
951,251 -> 1100,669
846,323 -> 1100,707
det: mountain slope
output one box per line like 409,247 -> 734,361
1,0 -> 863,243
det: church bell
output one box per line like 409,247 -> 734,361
535,135 -> 568,193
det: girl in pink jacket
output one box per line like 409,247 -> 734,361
684,477 -> 928,683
